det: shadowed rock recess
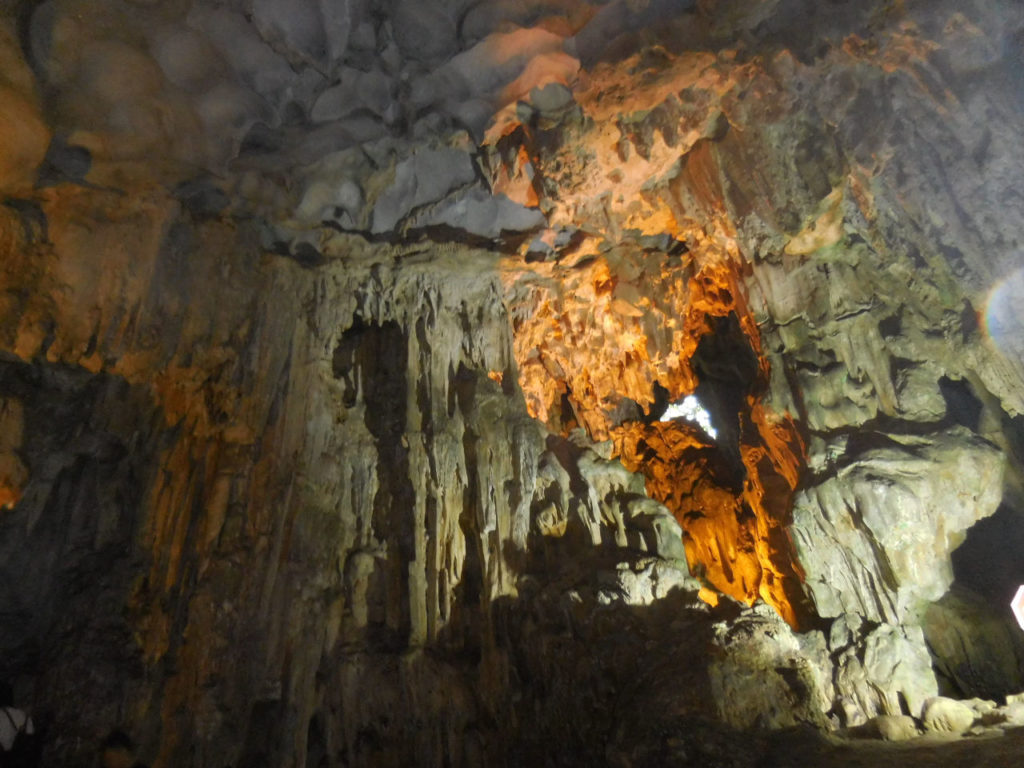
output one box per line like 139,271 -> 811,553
1,0 -> 1024,765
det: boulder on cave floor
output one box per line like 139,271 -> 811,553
921,696 -> 977,734
869,714 -> 920,741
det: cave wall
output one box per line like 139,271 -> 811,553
0,183 -> 542,764
0,185 -> 724,766
0,0 -> 1024,765
493,0 -> 1024,706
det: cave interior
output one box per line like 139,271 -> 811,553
1,0 -> 1024,765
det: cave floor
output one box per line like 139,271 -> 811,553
759,726 -> 1024,768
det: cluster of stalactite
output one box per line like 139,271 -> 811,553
507,243 -> 809,625
611,262 -> 809,627
612,408 -> 808,628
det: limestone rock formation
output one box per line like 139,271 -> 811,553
0,0 -> 1023,766
923,586 -> 1024,699
792,427 -> 1004,624
921,696 -> 977,735
870,714 -> 920,742
830,620 -> 938,726
708,602 -> 832,730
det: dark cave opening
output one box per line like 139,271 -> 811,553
923,502 -> 1024,700
639,311 -> 760,488
0,356 -> 164,754
333,318 -> 416,651
691,312 -> 761,490
951,503 -> 1024,608
938,376 -> 984,432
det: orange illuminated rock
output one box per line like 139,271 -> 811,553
0,22 -> 50,194
494,32 -> 825,627
506,234 -> 810,626
611,404 -> 809,628
0,397 -> 27,510
507,246 -> 749,438
492,142 -> 541,209
0,455 -> 27,509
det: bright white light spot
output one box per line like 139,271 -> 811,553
1011,585 -> 1024,631
661,395 -> 717,439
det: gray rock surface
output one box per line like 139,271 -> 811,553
709,603 -> 833,730
832,622 -> 939,726
791,428 -> 1004,624
370,147 -> 477,234
409,186 -> 545,239
250,0 -> 353,70
922,586 -> 1024,700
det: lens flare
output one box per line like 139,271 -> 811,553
984,267 -> 1024,367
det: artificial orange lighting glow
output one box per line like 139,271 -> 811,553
491,36 -> 824,627
507,245 -> 810,627
0,396 -> 27,511
612,404 -> 808,628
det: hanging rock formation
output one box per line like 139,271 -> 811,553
0,0 -> 1023,766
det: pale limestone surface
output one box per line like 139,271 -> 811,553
871,714 -> 920,742
921,696 -> 977,734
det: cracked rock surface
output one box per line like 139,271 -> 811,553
1,0 -> 1024,766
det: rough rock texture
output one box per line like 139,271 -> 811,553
0,177 -> 540,764
870,714 -> 920,742
488,0 -> 1024,715
921,696 -> 977,735
488,3 -> 1024,657
831,619 -> 938,726
505,242 -> 811,623
0,183 -> 826,764
708,602 -> 832,730
922,586 -> 1024,700
792,428 -> 1004,624
1,0 -> 1024,766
